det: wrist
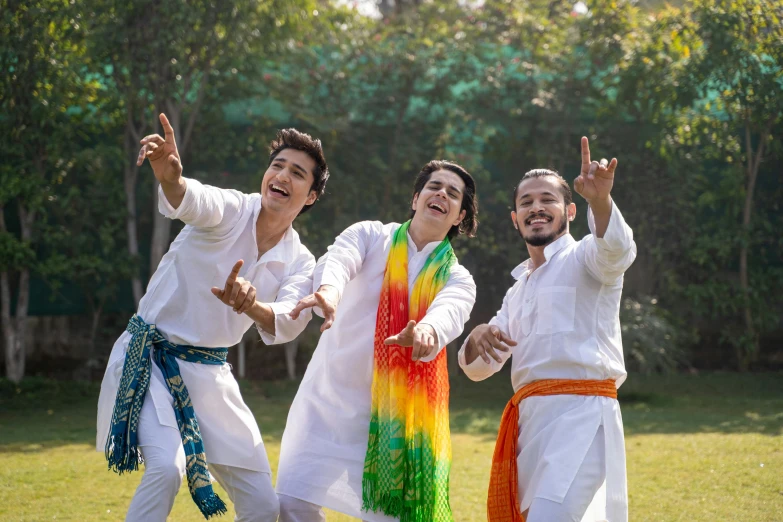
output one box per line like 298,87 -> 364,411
587,195 -> 612,213
161,176 -> 186,192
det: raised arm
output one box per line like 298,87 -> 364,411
574,137 -> 636,283
138,113 -> 185,208
139,113 -> 244,230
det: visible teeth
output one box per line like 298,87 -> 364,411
429,202 -> 445,213
271,184 -> 289,196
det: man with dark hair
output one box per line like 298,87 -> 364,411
276,160 -> 478,522
96,113 -> 329,522
460,138 -> 636,522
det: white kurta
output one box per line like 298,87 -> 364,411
276,221 -> 477,521
96,178 -> 314,472
459,203 -> 636,522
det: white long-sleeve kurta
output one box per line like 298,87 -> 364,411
459,203 -> 636,522
96,178 -> 314,472
276,221 -> 477,521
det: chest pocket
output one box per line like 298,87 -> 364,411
536,286 -> 577,335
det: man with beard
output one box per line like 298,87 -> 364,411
96,113 -> 328,522
459,137 -> 636,522
276,161 -> 478,522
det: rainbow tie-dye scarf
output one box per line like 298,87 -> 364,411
362,220 -> 456,522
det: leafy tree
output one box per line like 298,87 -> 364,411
0,0 -> 99,382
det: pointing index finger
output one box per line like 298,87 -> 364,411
581,136 -> 591,171
226,260 -> 244,286
159,113 -> 177,145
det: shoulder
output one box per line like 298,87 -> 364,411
447,262 -> 476,287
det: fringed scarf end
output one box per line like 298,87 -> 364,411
105,435 -> 142,474
195,488 -> 227,519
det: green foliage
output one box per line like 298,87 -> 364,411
621,296 -> 690,375
2,0 -> 782,372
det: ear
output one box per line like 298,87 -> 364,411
305,190 -> 318,207
411,193 -> 419,212
453,208 -> 466,226
566,202 -> 576,222
511,211 -> 519,230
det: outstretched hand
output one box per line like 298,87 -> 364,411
289,285 -> 340,332
574,136 -> 617,204
137,113 -> 183,184
384,320 -> 438,361
210,260 -> 257,314
465,324 -> 517,364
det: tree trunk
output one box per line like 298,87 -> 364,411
1,205 -> 35,383
123,134 -> 144,306
284,338 -> 299,381
737,122 -> 770,370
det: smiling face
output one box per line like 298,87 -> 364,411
260,148 -> 318,216
410,169 -> 467,240
511,175 -> 576,247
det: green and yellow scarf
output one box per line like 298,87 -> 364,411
362,220 -> 456,522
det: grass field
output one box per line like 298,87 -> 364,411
1,372 -> 781,521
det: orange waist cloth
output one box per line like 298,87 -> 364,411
487,379 -> 617,522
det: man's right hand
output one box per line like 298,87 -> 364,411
137,113 -> 183,184
465,324 -> 517,364
289,285 -> 340,332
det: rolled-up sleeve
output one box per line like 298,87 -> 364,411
579,202 -> 637,285
418,264 -> 476,363
158,178 -> 244,230
457,285 -> 514,381
256,252 -> 316,345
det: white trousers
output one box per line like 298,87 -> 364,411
526,425 -> 607,522
278,494 -> 375,522
125,392 -> 279,522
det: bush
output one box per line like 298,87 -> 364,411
621,296 -> 689,375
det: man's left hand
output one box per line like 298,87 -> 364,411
211,259 -> 257,314
384,320 -> 438,361
574,136 -> 617,206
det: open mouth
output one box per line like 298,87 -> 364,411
526,214 -> 552,226
269,183 -> 290,197
427,201 -> 447,214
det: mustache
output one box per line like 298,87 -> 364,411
524,212 -> 553,225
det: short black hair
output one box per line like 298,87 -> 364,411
410,160 -> 478,240
512,168 -> 572,209
268,129 -> 329,214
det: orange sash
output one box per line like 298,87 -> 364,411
487,379 -> 617,522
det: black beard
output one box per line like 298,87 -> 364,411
520,214 -> 568,247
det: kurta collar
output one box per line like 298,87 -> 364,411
255,194 -> 298,265
406,231 -> 441,258
510,233 -> 576,280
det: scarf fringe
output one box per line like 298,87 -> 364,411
105,434 -> 142,474
362,476 -> 438,522
362,476 -> 403,515
194,487 -> 228,519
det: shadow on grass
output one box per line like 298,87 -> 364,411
2,372 -> 781,454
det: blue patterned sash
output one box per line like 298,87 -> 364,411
105,314 -> 228,519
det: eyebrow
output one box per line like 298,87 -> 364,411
274,156 -> 308,175
428,179 -> 463,194
519,190 -> 557,201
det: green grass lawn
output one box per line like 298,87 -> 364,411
1,372 -> 781,521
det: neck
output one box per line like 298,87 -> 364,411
408,218 -> 446,251
256,207 -> 293,247
525,244 -> 547,271
525,229 -> 568,271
